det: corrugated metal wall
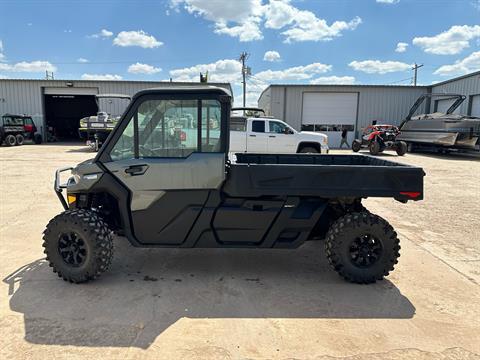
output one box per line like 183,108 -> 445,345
262,85 -> 428,135
0,79 -> 231,133
431,72 -> 480,115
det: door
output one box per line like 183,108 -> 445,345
267,120 -> 297,153
302,92 -> 357,148
471,95 -> 480,117
247,119 -> 268,152
102,96 -> 226,245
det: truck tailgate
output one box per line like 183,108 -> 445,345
224,153 -> 425,201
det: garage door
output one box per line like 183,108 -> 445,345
471,95 -> 480,116
435,98 -> 460,114
302,92 -> 357,148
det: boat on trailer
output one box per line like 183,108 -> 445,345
398,93 -> 480,151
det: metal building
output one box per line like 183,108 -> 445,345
0,79 -> 231,141
258,71 -> 479,146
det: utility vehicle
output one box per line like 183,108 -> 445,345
44,87 -> 424,284
352,124 -> 407,156
0,114 -> 29,146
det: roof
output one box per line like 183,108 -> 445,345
132,86 -> 232,100
430,70 -> 480,87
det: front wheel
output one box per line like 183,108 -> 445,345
43,209 -> 114,283
395,141 -> 407,156
325,212 -> 400,284
299,146 -> 319,153
369,141 -> 381,155
352,140 -> 362,152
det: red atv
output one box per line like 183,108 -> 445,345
352,124 -> 407,156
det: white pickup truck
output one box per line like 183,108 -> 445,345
229,115 -> 329,153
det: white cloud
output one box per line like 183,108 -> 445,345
348,60 -> 411,74
433,51 -> 480,76
170,59 -> 242,82
128,62 -> 162,74
309,75 -> 356,85
255,62 -> 332,81
413,25 -> 480,55
171,0 -> 361,43
77,58 -> 89,63
81,73 -> 122,80
263,0 -> 362,43
89,29 -> 113,39
0,61 -> 57,73
113,30 -> 163,48
395,42 -> 408,53
376,0 -> 400,4
263,50 -> 281,62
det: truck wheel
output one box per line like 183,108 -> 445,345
5,134 -> 16,147
369,141 -> 380,155
42,209 -> 114,283
395,141 -> 407,156
299,146 -> 319,153
325,212 -> 400,284
15,134 -> 24,146
352,140 -> 362,152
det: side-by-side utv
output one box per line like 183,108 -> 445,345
44,87 -> 425,284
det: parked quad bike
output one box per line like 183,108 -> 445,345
352,124 -> 407,156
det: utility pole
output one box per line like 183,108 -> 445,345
239,52 -> 250,109
45,70 -> 54,80
412,63 -> 423,86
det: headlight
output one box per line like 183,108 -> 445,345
79,119 -> 87,128
323,136 -> 328,144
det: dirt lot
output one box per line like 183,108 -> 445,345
1,144 -> 479,359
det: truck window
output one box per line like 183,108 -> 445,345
269,121 -> 288,134
110,116 -> 135,161
252,120 -> 265,133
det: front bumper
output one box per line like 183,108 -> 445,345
54,167 -> 73,210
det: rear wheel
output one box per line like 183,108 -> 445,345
15,134 -> 24,146
325,212 -> 400,284
352,140 -> 362,152
369,141 -> 380,155
34,133 -> 42,144
5,134 -> 16,146
299,146 -> 319,153
395,141 -> 407,156
43,209 -> 114,283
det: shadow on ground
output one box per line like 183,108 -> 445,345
4,239 -> 415,349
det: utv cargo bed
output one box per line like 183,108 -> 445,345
225,153 -> 425,201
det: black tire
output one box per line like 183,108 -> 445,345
34,133 -> 42,144
299,146 -> 319,153
395,141 -> 407,156
43,209 -> 114,283
5,134 -> 16,147
369,141 -> 380,155
15,134 -> 24,146
352,140 -> 362,152
325,212 -> 400,284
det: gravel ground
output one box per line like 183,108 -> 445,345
0,143 -> 479,359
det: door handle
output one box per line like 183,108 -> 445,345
269,135 -> 276,138
249,134 -> 256,137
125,164 -> 148,176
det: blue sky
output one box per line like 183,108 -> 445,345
0,0 -> 479,105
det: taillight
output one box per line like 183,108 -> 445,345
180,131 -> 186,141
24,124 -> 34,132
